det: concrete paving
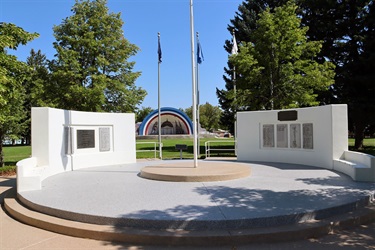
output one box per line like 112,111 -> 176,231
17,160 -> 375,230
1,159 -> 375,249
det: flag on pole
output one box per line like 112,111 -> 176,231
158,33 -> 162,63
197,36 -> 204,64
231,31 -> 238,55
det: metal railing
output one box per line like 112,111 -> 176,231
136,142 -> 162,159
205,140 -> 237,158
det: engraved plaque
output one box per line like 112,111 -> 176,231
263,124 -> 275,148
99,127 -> 111,152
77,130 -> 95,149
303,123 -> 314,149
277,124 -> 288,148
278,110 -> 297,121
290,124 -> 301,148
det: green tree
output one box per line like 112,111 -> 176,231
184,103 -> 222,131
184,107 -> 193,121
230,2 -> 335,110
198,102 -> 221,131
22,49 -> 52,145
136,106 -> 153,123
0,22 -> 38,167
217,0 -> 288,133
300,0 -> 375,149
50,0 -> 146,112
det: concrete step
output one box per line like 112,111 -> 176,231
4,188 -> 375,246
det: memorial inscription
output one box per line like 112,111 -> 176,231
290,124 -> 301,148
99,127 -> 111,152
77,130 -> 95,149
263,124 -> 275,147
303,123 -> 314,149
277,124 -> 288,148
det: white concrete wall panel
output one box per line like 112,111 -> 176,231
29,107 -> 135,181
237,105 -> 348,170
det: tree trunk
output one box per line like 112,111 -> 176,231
354,121 -> 365,150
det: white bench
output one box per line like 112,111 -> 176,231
17,157 -> 45,192
333,151 -> 375,182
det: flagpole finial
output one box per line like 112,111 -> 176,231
158,32 -> 160,37
232,29 -> 235,36
196,31 -> 199,38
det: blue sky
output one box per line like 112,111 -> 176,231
1,0 -> 243,110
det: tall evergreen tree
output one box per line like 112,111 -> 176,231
230,2 -> 335,110
217,0 -> 288,133
300,0 -> 375,149
50,0 -> 146,112
0,22 -> 38,166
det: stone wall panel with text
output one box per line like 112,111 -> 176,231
261,123 -> 313,150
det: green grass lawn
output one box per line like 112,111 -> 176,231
2,145 -> 31,166
1,145 -> 32,175
349,138 -> 375,156
1,138 -> 374,175
136,137 -> 236,159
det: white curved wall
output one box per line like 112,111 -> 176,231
237,105 -> 348,169
18,107 -> 136,192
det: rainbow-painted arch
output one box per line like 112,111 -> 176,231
138,107 -> 193,136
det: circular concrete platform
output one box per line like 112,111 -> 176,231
140,161 -> 251,182
6,160 -> 375,246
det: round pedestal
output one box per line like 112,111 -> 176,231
140,161 -> 251,182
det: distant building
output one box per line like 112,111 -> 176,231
138,107 -> 193,136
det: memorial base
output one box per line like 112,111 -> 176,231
140,161 -> 251,182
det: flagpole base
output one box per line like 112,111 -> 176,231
140,161 -> 250,182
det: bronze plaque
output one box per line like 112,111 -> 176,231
77,130 -> 95,149
278,110 -> 298,121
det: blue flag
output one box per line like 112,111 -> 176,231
158,35 -> 162,63
197,39 -> 204,64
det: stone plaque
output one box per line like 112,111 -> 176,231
263,124 -> 274,148
290,124 -> 301,148
77,130 -> 95,149
303,123 -> 314,149
277,124 -> 288,148
99,127 -> 111,152
278,110 -> 298,121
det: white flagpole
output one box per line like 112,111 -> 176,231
196,31 -> 200,157
190,0 -> 198,168
232,30 -> 237,103
232,29 -> 238,154
158,32 -> 162,159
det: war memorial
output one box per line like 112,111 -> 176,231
2,104 -> 375,246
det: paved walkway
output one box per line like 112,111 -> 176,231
1,160 -> 375,249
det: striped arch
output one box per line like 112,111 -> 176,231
138,107 -> 193,135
